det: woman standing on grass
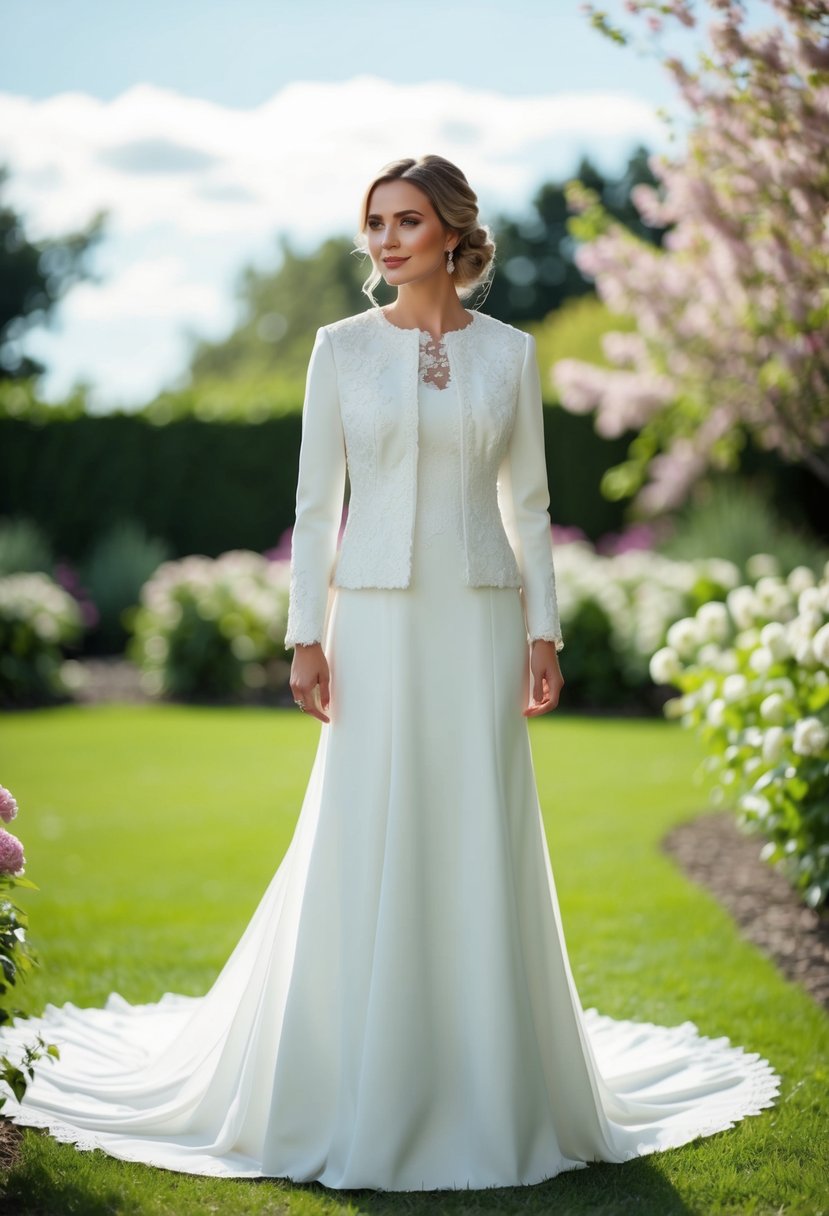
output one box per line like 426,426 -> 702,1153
0,154 -> 780,1192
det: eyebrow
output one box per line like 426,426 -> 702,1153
366,209 -> 424,219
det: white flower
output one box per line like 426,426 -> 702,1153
716,649 -> 739,674
727,586 -> 759,630
762,726 -> 786,763
754,576 -> 793,619
696,600 -> 730,644
649,646 -> 682,685
760,693 -> 787,725
722,673 -> 748,703
792,716 -> 829,757
749,646 -> 775,674
746,553 -> 779,580
812,621 -> 829,667
707,698 -> 727,727
789,630 -> 816,666
766,676 -> 796,700
798,587 -> 822,616
759,621 -> 790,662
697,642 -> 722,666
666,617 -> 701,659
787,565 -> 815,594
739,791 -> 771,817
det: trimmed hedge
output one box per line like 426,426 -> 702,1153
0,410 -> 632,562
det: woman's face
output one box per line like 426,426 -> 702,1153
365,180 -> 455,286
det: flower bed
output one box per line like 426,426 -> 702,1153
127,551 -> 290,699
651,560 -> 829,908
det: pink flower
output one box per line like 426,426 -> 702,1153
0,785 -> 18,823
0,829 -> 25,876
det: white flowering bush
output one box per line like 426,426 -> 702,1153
0,572 -> 84,706
650,557 -> 829,909
550,537 -> 743,707
127,551 -> 290,699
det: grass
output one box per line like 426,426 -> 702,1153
0,703 -> 826,1216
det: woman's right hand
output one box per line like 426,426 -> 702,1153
289,643 -> 332,724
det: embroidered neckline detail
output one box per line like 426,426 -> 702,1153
418,330 -> 455,391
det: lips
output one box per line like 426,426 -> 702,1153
384,258 -> 408,266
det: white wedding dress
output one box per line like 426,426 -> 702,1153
0,332 -> 780,1192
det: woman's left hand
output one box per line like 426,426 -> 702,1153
523,639 -> 564,717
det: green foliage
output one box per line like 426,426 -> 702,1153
0,781 -> 60,1113
142,370 -> 305,424
0,416 -> 301,562
0,516 -> 53,576
653,561 -> 829,907
127,551 -> 290,700
184,233 -> 375,387
530,292 -> 638,383
656,475 -> 829,578
0,572 -> 84,707
484,146 -> 668,324
78,519 -> 173,655
0,164 -> 106,383
0,376 -> 89,421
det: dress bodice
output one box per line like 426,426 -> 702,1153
413,333 -> 465,561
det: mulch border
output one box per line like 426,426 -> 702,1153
661,810 -> 829,1011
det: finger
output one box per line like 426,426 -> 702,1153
523,693 -> 553,717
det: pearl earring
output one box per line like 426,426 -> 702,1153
446,248 -> 455,274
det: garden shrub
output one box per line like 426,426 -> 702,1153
0,572 -> 85,707
650,555 -> 829,909
78,518 -> 172,655
127,550 -> 290,699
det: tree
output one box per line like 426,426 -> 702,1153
553,0 -> 829,516
185,233 -> 373,385
0,165 -> 106,381
483,146 -> 671,325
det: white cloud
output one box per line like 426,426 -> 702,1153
70,255 -> 224,322
0,76 -> 670,408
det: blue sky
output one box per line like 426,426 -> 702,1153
0,0 -> 772,410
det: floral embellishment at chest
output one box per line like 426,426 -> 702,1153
418,332 -> 452,391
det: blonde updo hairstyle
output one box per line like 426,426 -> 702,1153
354,154 -> 496,307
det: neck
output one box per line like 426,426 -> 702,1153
384,281 -> 468,338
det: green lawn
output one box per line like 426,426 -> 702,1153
0,704 -> 825,1216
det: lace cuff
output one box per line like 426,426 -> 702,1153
530,634 -> 565,652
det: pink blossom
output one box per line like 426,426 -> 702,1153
564,0 -> 829,514
0,829 -> 25,876
0,785 -> 18,823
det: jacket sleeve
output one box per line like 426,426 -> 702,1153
496,332 -> 564,651
284,327 -> 347,649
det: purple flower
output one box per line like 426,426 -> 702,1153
0,829 -> 25,876
0,785 -> 18,823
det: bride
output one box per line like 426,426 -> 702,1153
0,153 -> 780,1192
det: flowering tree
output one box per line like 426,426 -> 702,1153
555,0 -> 829,515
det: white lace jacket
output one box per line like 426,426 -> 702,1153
284,306 -> 564,652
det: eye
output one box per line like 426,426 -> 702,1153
367,218 -> 419,229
